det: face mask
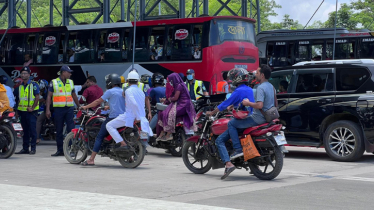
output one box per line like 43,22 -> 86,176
187,75 -> 193,80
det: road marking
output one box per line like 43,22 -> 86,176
338,177 -> 374,183
0,184 -> 239,210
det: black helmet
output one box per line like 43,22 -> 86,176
152,73 -> 165,85
105,73 -> 121,89
227,68 -> 250,86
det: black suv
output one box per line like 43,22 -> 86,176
268,59 -> 374,161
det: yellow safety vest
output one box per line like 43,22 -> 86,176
52,77 -> 74,107
186,80 -> 204,99
122,82 -> 145,91
18,82 -> 39,111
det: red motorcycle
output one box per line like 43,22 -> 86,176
63,108 -> 147,168
182,110 -> 287,180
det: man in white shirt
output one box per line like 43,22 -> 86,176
106,70 -> 153,150
0,75 -> 15,108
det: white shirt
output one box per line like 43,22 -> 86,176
4,85 -> 15,108
194,51 -> 201,59
124,85 -> 153,136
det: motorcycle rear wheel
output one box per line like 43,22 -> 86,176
182,141 -> 212,174
248,146 -> 283,180
0,125 -> 17,159
63,132 -> 88,164
169,128 -> 186,157
117,140 -> 145,168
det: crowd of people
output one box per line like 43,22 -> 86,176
0,64 -> 276,180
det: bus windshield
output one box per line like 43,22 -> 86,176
210,19 -> 255,46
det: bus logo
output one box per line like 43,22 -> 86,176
228,26 -> 245,35
108,32 -> 120,43
363,38 -> 374,42
175,29 -> 189,40
239,46 -> 245,54
45,36 -> 56,46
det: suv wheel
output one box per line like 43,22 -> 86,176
323,120 -> 365,162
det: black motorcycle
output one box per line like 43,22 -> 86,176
0,110 -> 22,159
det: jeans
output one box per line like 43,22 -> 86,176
36,111 -> 46,138
93,118 -> 113,153
19,111 -> 38,151
216,117 -> 259,163
150,113 -> 158,130
54,107 -> 75,152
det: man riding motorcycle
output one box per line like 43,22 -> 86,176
80,73 -> 126,166
206,68 -> 255,180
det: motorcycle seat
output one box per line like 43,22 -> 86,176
242,119 -> 280,135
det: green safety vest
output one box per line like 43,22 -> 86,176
18,82 -> 39,111
52,77 -> 75,107
186,80 -> 204,99
122,82 -> 145,91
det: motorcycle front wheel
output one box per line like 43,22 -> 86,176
117,140 -> 145,168
0,125 -> 17,159
182,141 -> 212,174
248,146 -> 283,180
63,132 -> 88,164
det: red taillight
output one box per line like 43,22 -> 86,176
7,112 -> 15,117
76,110 -> 82,118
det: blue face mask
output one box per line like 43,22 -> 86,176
187,75 -> 193,81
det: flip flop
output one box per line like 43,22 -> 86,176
164,135 -> 174,141
81,160 -> 95,166
221,166 -> 236,180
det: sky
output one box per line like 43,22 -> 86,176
268,0 -> 352,26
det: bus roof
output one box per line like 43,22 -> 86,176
0,16 -> 255,34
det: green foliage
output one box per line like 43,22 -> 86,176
324,3 -> 358,29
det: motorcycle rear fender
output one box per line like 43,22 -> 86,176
253,136 -> 276,148
71,128 -> 79,138
186,135 -> 200,143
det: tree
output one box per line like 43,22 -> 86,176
324,3 -> 358,29
351,0 -> 374,30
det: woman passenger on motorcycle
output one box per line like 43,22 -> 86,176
206,68 -> 255,179
80,73 -> 126,166
157,73 -> 196,141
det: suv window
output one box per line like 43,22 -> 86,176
296,73 -> 333,93
336,68 -> 370,91
269,71 -> 293,94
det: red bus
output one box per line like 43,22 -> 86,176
0,16 -> 258,93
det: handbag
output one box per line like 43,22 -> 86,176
232,102 -> 249,120
260,87 -> 280,122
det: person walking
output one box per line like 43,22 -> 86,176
45,66 -> 80,156
14,67 -> 40,155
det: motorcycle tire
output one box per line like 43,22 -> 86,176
63,132 -> 88,164
0,125 -> 17,159
169,128 -> 186,157
248,146 -> 283,180
118,140 -> 145,168
182,141 -> 212,174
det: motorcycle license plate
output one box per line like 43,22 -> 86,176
12,123 -> 23,131
274,132 -> 287,146
140,131 -> 148,139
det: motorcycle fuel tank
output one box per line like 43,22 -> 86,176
211,118 -> 230,135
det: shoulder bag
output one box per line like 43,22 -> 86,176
260,87 -> 280,122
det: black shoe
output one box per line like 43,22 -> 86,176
51,151 -> 64,156
29,150 -> 36,155
15,149 -> 29,154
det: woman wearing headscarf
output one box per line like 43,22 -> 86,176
157,73 -> 196,141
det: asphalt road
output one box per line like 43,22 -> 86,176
1,139 -> 374,210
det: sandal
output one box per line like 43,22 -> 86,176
221,166 -> 236,180
36,139 -> 41,144
164,135 -> 173,141
81,160 -> 95,166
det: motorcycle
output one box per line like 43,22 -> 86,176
63,107 -> 147,168
182,109 -> 287,180
0,110 -> 22,159
148,103 -> 191,157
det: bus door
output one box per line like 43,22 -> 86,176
295,41 -> 311,64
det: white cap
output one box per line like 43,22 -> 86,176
128,70 -> 139,81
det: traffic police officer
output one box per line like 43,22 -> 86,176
15,66 -> 40,155
46,65 -> 80,156
185,69 -> 208,100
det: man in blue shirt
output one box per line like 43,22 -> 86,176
81,73 -> 126,166
206,68 -> 255,180
146,73 -> 166,129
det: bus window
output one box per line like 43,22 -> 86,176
210,19 -> 255,45
273,41 -> 288,67
58,33 -> 65,63
311,41 -> 323,61
288,41 -> 295,65
99,29 -> 123,63
128,27 -> 150,62
36,33 -> 59,64
7,34 -> 24,65
149,27 -> 165,61
360,38 -> 374,58
326,39 -> 353,60
0,36 -> 6,64
122,29 -> 130,61
170,25 -> 194,60
25,34 -> 36,65
296,41 -> 311,63
192,24 -> 203,60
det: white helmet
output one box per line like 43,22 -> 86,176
127,70 -> 139,81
